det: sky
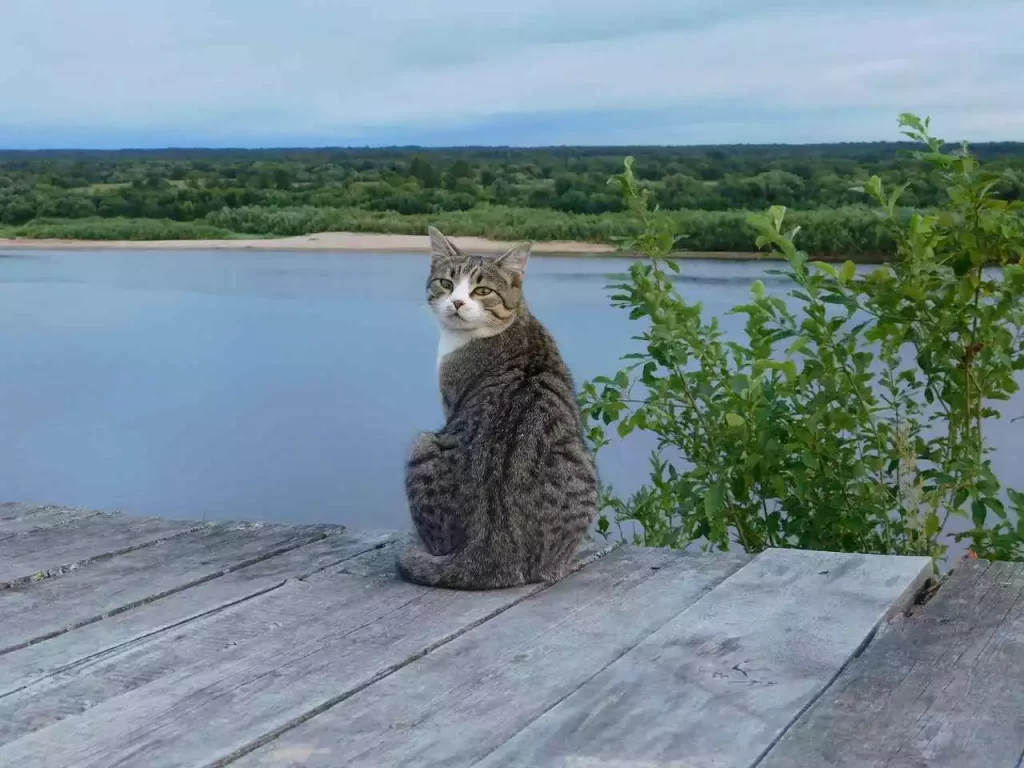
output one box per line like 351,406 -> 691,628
1,0 -> 1022,149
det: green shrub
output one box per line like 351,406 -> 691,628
581,114 -> 1024,566
204,204 -> 634,243
2,216 -> 240,240
203,204 -> 896,255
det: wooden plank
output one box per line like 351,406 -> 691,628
0,538 -> 617,766
0,520 -> 346,655
0,505 -> 101,539
0,503 -> 41,520
233,548 -> 749,768
0,529 -> 397,698
466,548 -> 931,768
0,513 -> 207,589
0,542 -> 420,747
760,559 -> 1024,768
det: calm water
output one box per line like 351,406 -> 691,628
1,249 -> 1020,532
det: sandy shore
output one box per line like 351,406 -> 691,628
0,231 -> 620,255
0,231 -> 790,260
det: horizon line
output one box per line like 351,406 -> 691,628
5,139 -> 1024,153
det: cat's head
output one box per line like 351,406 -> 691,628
425,226 -> 531,335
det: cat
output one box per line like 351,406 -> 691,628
397,226 -> 599,589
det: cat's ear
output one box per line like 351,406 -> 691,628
428,226 -> 459,264
495,241 -> 531,277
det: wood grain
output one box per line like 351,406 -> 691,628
0,503 -> 45,521
470,548 -> 931,768
0,529 -> 396,698
0,505 -> 100,539
0,538 -> 616,766
7,507 -> 996,768
0,520 -> 346,654
234,548 -> 749,768
760,559 -> 1024,768
0,513 -> 206,589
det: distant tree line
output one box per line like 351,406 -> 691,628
2,143 -> 1022,253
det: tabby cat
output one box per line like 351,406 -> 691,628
397,226 -> 598,589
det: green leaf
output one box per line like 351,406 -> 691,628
725,413 -> 744,428
728,374 -> 750,393
839,260 -> 857,284
952,487 -> 970,511
751,280 -> 765,299
788,337 -> 809,355
972,499 -> 987,527
704,480 -> 726,517
641,361 -> 658,386
898,113 -> 926,133
811,261 -> 837,278
865,175 -> 883,202
1009,488 -> 1024,513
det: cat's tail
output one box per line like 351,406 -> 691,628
396,537 -> 523,590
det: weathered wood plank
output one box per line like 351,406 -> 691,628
0,505 -> 100,539
0,543 -> 421,748
0,529 -> 396,698
760,559 -> 1024,768
0,538 -> 617,766
467,548 -> 931,768
0,513 -> 207,589
0,503 -> 42,520
0,520 -> 346,655
233,548 -> 749,768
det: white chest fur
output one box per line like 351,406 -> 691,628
437,328 -> 472,370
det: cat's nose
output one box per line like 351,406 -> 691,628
452,300 -> 465,310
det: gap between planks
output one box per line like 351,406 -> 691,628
0,529 -> 401,700
758,559 -> 1024,768
0,527 -> 347,656
0,515 -> 210,592
0,515 -> 935,768
231,548 -> 749,768
461,548 -> 931,768
0,505 -> 103,542
743,564 -> 939,768
213,538 -> 628,766
0,536 -> 622,768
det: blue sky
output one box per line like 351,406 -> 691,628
2,0 -> 1022,149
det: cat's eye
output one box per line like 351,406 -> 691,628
437,278 -> 453,291
472,286 -> 493,297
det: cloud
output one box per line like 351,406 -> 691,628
1,0 -> 1021,147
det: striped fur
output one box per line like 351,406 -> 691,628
398,227 -> 598,589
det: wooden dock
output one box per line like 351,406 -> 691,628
1,503 -> 1022,768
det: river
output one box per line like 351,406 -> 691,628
1,249 -> 1020,538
